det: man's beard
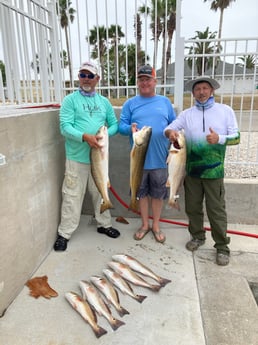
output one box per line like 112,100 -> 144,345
82,85 -> 91,92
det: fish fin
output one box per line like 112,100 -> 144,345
166,154 -> 172,164
94,326 -> 108,338
100,200 -> 114,213
110,318 -> 125,331
136,294 -> 147,303
151,284 -> 162,292
168,199 -> 180,211
166,179 -> 170,187
117,306 -> 130,317
107,178 -> 111,188
159,277 -> 172,287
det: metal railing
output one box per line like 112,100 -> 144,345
0,0 -> 257,178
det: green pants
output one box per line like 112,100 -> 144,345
184,175 -> 230,253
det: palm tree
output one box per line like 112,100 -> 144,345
0,60 -> 6,86
139,0 -> 176,91
238,55 -> 256,70
186,27 -> 219,76
204,0 -> 235,74
160,0 -> 176,93
86,26 -> 108,83
57,0 -> 76,86
138,0 -> 163,68
204,0 -> 236,40
108,25 -> 125,96
134,13 -> 142,64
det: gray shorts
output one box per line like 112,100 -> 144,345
137,168 -> 168,200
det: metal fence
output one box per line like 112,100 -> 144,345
0,0 -> 257,178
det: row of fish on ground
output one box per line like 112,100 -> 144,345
91,125 -> 186,214
65,254 -> 172,338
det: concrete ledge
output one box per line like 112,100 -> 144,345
195,250 -> 258,345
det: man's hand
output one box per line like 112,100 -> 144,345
82,133 -> 103,148
165,129 -> 179,142
206,127 -> 219,144
131,122 -> 138,133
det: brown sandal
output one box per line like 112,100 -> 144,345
152,230 -> 166,243
134,228 -> 150,241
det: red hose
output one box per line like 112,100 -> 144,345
20,104 -> 61,109
109,185 -> 258,239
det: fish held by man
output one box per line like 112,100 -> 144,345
103,268 -> 147,303
90,125 -> 114,213
107,261 -> 161,292
129,126 -> 152,211
112,254 -> 171,287
79,280 -> 125,331
90,275 -> 129,317
166,130 -> 186,210
65,291 -> 107,338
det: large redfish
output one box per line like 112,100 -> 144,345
129,126 -> 152,211
166,130 -> 186,210
112,254 -> 171,287
107,261 -> 161,292
103,268 -> 147,303
90,275 -> 129,317
79,280 -> 125,331
65,291 -> 107,338
90,126 -> 114,213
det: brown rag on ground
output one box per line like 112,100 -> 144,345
26,275 -> 58,299
115,216 -> 129,224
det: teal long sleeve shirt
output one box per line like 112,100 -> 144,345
60,90 -> 118,164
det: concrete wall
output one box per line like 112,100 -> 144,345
0,109 -> 65,316
0,107 -> 257,316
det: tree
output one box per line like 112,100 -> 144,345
108,24 -> 125,97
86,26 -> 108,83
0,60 -> 6,86
204,0 -> 236,40
238,55 -> 256,70
134,13 -> 142,64
57,0 -> 76,86
139,0 -> 176,92
138,0 -> 163,69
204,0 -> 236,74
160,0 -> 176,93
186,27 -> 219,76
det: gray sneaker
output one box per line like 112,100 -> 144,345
185,238 -> 205,251
216,252 -> 230,266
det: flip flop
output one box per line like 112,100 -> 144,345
152,230 -> 166,243
133,228 -> 150,241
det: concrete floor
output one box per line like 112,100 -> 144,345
1,215 -> 258,345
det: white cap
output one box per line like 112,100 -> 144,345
79,61 -> 98,75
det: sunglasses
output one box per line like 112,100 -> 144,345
79,72 -> 96,79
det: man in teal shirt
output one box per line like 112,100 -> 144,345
54,61 -> 120,251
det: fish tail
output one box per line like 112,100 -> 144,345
117,306 -> 130,317
159,278 -> 172,287
94,326 -> 108,338
151,284 -> 162,292
168,199 -> 180,210
100,200 -> 114,213
110,318 -> 125,331
135,294 -> 147,303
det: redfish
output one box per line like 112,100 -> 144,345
112,254 -> 171,287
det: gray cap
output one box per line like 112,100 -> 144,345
185,77 -> 220,91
